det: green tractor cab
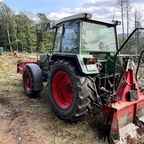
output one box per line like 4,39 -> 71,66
49,13 -> 121,75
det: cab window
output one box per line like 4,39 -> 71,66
61,20 -> 79,53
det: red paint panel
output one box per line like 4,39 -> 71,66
17,61 -> 37,74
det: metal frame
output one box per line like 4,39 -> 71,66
112,28 -> 144,95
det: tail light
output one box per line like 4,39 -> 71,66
83,58 -> 97,71
84,58 -> 96,64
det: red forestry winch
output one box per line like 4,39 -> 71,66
104,57 -> 144,143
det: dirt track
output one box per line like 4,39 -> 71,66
0,75 -> 51,144
0,54 -> 54,144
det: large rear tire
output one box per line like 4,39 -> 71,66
48,60 -> 94,122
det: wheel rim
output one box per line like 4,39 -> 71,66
24,72 -> 31,90
52,71 -> 74,109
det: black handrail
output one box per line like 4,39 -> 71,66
136,50 -> 144,80
112,28 -> 144,94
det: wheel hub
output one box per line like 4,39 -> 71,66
65,83 -> 73,94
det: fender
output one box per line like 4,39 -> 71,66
26,64 -> 43,91
51,53 -> 99,74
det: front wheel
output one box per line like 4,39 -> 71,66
48,60 -> 94,122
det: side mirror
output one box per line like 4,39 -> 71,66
45,22 -> 57,31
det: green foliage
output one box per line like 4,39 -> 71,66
0,2 -> 54,54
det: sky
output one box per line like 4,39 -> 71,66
2,0 -> 144,32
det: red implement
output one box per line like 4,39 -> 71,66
104,68 -> 144,143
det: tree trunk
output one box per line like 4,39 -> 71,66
6,27 -> 13,52
15,24 -> 19,51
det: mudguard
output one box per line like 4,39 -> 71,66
26,64 -> 43,91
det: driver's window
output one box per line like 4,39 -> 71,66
61,20 -> 79,53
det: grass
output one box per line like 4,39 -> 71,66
0,52 -> 104,144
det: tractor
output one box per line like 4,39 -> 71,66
17,13 -> 144,143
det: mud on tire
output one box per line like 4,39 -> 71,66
48,60 -> 94,122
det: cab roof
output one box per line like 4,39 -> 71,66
56,13 -> 121,26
